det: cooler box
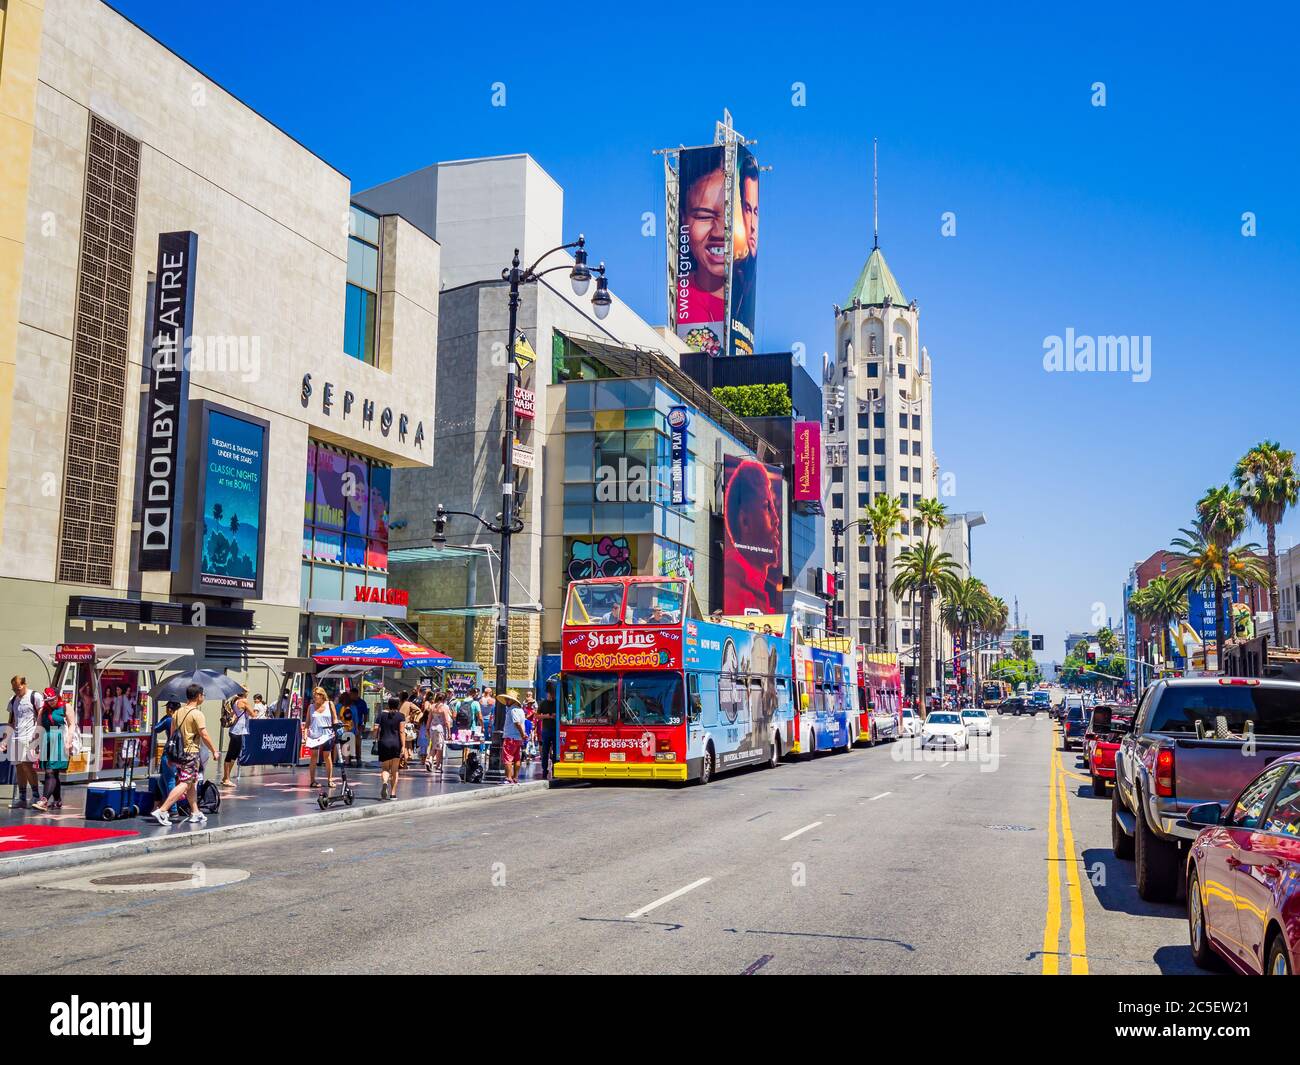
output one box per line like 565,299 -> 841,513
84,781 -> 139,821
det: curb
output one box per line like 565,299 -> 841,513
0,779 -> 550,880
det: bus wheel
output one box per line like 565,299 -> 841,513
696,745 -> 714,785
766,738 -> 779,770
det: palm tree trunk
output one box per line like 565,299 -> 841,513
1213,577 -> 1225,672
1267,521 -> 1280,648
920,583 -> 931,714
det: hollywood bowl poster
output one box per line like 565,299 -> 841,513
194,404 -> 268,597
721,455 -> 783,614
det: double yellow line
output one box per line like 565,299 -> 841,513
1042,728 -> 1089,974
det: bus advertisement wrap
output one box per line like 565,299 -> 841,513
722,455 -> 783,614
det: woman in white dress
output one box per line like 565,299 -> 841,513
305,687 -> 338,789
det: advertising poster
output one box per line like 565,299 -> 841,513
566,536 -> 634,581
668,405 -> 690,505
195,405 -> 268,597
313,448 -> 347,530
367,465 -> 390,570
721,455 -> 783,614
792,421 -> 821,504
304,442 -> 317,524
729,144 -> 759,357
655,541 -> 696,581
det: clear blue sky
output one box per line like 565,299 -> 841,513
111,0 -> 1300,656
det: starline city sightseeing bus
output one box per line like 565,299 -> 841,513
797,638 -> 857,754
557,576 -> 795,783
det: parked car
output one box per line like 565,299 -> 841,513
1112,677 -> 1300,902
1062,703 -> 1088,751
998,696 -> 1027,716
959,708 -> 992,737
900,707 -> 922,738
1185,751 -> 1300,974
921,711 -> 968,750
1085,704 -> 1133,795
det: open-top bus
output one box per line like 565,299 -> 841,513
798,637 -> 857,754
557,576 -> 795,783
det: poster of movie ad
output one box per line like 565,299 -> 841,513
721,455 -> 783,614
195,407 -> 268,596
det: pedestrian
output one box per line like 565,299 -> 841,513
522,695 -> 538,763
501,696 -> 527,785
152,683 -> 218,826
220,691 -> 251,788
31,687 -> 69,812
4,676 -> 45,809
152,701 -> 181,820
424,690 -> 450,771
374,696 -> 405,800
251,693 -> 267,717
398,689 -> 420,768
538,683 -> 557,779
347,689 -> 368,767
481,687 -> 497,739
304,687 -> 338,789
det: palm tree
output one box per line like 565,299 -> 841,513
859,494 -> 905,648
1170,523 -> 1266,669
1193,486 -> 1248,666
915,499 -> 950,701
1128,576 -> 1187,671
891,541 -> 959,715
940,576 -> 987,701
1233,441 -> 1299,646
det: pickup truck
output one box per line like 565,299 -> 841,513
1112,677 -> 1300,902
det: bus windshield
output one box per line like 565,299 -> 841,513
623,581 -> 685,626
565,583 -> 625,626
561,672 -> 684,726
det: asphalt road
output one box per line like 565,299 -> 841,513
0,713 -> 1206,975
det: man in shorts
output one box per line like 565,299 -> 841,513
4,676 -> 44,808
502,696 -> 528,785
153,683 -> 218,826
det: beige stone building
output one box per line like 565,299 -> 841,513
0,0 -> 440,721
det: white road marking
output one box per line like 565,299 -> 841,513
939,761 -> 952,769
868,791 -> 891,801
780,821 -> 823,841
912,774 -> 926,780
625,877 -> 713,919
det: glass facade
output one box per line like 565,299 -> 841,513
344,205 -> 380,364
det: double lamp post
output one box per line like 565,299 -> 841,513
434,237 -> 610,773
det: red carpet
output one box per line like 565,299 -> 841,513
0,825 -> 138,852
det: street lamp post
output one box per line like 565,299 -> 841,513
435,237 -> 610,776
830,517 -> 869,637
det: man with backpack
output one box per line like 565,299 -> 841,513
152,683 -> 218,826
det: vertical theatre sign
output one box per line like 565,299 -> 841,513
668,405 -> 690,505
792,421 -> 822,512
138,231 -> 198,571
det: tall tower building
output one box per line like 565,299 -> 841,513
826,243 -> 937,684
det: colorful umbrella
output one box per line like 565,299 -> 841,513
312,636 -> 452,669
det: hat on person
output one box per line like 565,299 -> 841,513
42,686 -> 64,707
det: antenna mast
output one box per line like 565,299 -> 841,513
872,139 -> 879,250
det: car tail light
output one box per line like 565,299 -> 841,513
1218,678 -> 1259,686
1155,748 -> 1175,797
657,739 -> 672,752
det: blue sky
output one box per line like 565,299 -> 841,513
110,0 -> 1300,656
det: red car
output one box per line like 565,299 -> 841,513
1084,705 -> 1133,796
1186,751 -> 1300,975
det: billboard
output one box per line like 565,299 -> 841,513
722,455 -> 783,614
192,402 -> 269,597
793,421 -> 821,503
670,143 -> 758,357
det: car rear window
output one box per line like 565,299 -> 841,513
1148,685 -> 1300,737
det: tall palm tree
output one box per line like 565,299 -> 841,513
859,494 -> 904,648
915,499 -> 950,701
1233,441 -> 1299,646
940,576 -> 987,700
1193,486 -> 1248,666
1170,523 -> 1266,669
891,541 -> 959,715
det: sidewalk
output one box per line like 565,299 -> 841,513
0,758 -> 548,879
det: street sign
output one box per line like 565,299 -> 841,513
512,443 -> 535,470
513,386 -> 535,420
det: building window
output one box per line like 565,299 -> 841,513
902,628 -> 912,644
898,363 -> 907,378
873,438 -> 885,455
857,491 -> 869,509
832,493 -> 843,511
873,465 -> 885,482
859,600 -> 870,619
912,414 -> 921,430
858,412 -> 870,430
832,466 -> 844,483
899,466 -> 909,481
912,440 -> 921,456
344,206 -> 381,364
898,440 -> 908,455
898,413 -> 908,429
867,362 -> 880,378
873,412 -> 885,429
858,573 -> 871,589
913,466 -> 922,481
858,545 -> 869,562
857,439 -> 869,456
857,467 -> 869,481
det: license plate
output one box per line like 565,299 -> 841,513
609,752 -> 625,762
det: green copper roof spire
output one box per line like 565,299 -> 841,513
846,246 -> 906,307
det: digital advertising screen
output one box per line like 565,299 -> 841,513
721,455 -> 783,614
192,403 -> 269,597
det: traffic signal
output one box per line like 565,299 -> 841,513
1031,634 -> 1044,651
1086,649 -> 1097,665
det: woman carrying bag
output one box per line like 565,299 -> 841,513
305,687 -> 339,789
32,687 -> 70,812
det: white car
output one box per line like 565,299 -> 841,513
959,708 -> 992,737
921,711 -> 968,750
900,707 -> 922,737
